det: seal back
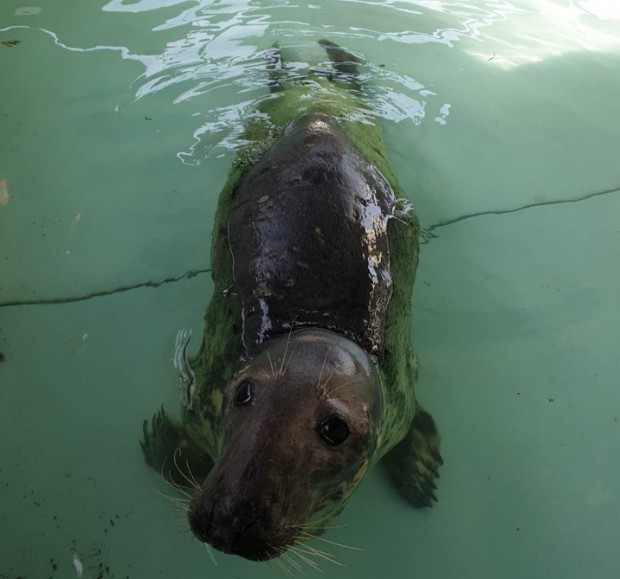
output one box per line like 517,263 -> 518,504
229,112 -> 395,357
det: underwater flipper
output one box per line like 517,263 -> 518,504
318,38 -> 361,76
141,405 -> 214,489
265,41 -> 286,94
318,38 -> 363,91
382,406 -> 443,508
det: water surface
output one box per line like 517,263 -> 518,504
1,1 -> 619,578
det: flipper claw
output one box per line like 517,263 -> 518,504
382,406 -> 442,508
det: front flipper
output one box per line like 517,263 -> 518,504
141,406 -> 214,489
382,406 -> 443,508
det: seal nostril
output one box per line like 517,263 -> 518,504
189,510 -> 232,552
188,495 -> 262,555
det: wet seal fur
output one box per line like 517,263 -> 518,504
141,40 -> 442,563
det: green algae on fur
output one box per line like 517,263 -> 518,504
141,41 -> 442,561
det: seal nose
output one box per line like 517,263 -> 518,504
188,494 -> 275,560
187,496 -> 214,545
187,494 -> 233,547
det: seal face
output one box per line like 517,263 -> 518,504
141,40 -> 442,566
187,329 -> 382,560
229,113 -> 395,357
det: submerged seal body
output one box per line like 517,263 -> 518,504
142,41 -> 442,563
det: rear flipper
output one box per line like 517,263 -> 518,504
382,406 -> 443,507
319,38 -> 361,75
265,42 -> 286,94
141,406 -> 213,489
318,38 -> 362,90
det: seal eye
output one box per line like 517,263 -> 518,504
318,418 -> 350,446
234,380 -> 254,407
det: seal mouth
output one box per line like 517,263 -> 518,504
203,519 -> 283,561
230,520 -> 282,561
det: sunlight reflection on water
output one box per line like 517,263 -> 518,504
6,0 -> 618,164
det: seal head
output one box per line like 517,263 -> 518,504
188,328 -> 383,560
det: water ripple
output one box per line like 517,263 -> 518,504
7,0 -> 619,164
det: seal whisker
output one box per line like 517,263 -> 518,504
310,513 -> 345,529
298,530 -> 362,551
203,543 -> 219,567
266,350 -> 276,378
287,545 -> 324,573
279,316 -> 297,376
154,489 -> 190,508
293,542 -> 344,568
158,459 -> 194,499
153,473 -> 192,505
172,448 -> 201,491
325,377 -> 367,396
320,366 -> 339,391
278,558 -> 296,577
167,504 -> 190,516
267,545 -> 286,569
281,345 -> 298,378
160,474 -> 193,499
183,457 -> 201,490
316,348 -> 331,397
270,547 -> 296,577
311,544 -> 345,564
282,551 -> 304,574
278,321 -> 296,376
296,520 -> 348,531
295,539 -> 344,567
267,557 -> 289,577
153,489 -> 191,515
266,560 -> 278,575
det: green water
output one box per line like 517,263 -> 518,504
1,1 -> 619,577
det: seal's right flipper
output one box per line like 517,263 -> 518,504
141,406 -> 214,489
382,406 -> 443,508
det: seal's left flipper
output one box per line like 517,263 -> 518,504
141,406 -> 214,488
382,406 -> 443,508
